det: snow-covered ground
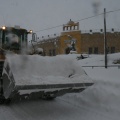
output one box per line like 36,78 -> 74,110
0,53 -> 120,120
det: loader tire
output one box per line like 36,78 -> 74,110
0,96 -> 5,104
0,99 -> 5,104
0,98 -> 11,104
5,99 -> 11,104
42,94 -> 56,100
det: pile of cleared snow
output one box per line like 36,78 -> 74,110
5,54 -> 92,85
79,53 -> 120,66
78,53 -> 120,83
61,53 -> 120,120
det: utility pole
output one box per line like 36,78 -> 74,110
104,8 -> 107,68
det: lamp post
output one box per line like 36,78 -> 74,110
104,8 -> 107,68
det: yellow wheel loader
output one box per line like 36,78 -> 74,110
0,26 -> 93,104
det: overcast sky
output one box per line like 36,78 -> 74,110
0,0 -> 120,37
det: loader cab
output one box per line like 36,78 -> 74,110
0,26 -> 33,102
0,26 -> 29,53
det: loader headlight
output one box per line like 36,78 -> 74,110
27,30 -> 33,34
29,30 -> 33,34
2,26 -> 6,30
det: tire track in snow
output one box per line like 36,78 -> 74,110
0,99 -> 86,120
57,97 -> 119,120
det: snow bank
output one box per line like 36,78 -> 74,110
79,53 -> 120,66
61,53 -> 120,120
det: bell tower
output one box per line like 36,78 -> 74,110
60,19 -> 81,54
63,19 -> 79,31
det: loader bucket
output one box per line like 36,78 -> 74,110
2,54 -> 93,99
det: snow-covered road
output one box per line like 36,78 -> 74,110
0,53 -> 120,120
0,96 -> 117,120
0,98 -> 93,120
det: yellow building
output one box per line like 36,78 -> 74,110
37,19 -> 81,55
36,20 -> 120,56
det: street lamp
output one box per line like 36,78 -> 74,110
104,8 -> 107,68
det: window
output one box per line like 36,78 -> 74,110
111,47 -> 115,53
88,47 -> 92,54
53,49 -> 56,56
94,47 -> 98,54
49,49 -> 56,56
107,47 -> 110,53
49,50 -> 52,56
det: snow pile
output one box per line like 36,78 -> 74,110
79,53 -> 120,66
5,54 -> 92,85
61,53 -> 120,120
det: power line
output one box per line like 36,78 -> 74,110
76,8 -> 120,22
35,25 -> 62,32
35,8 -> 120,33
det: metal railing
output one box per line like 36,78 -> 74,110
82,65 -> 120,69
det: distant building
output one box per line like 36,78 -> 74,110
36,20 -> 120,56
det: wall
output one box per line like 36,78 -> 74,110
36,30 -> 120,55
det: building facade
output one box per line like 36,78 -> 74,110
36,20 -> 120,56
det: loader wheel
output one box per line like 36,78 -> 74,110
0,96 -> 5,104
0,99 -> 5,104
42,94 -> 56,100
0,97 -> 11,104
5,99 -> 11,104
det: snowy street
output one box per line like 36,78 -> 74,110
0,96 -> 118,120
0,53 -> 120,120
0,98 -> 91,120
0,87 -> 119,120
1,99 -> 82,120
